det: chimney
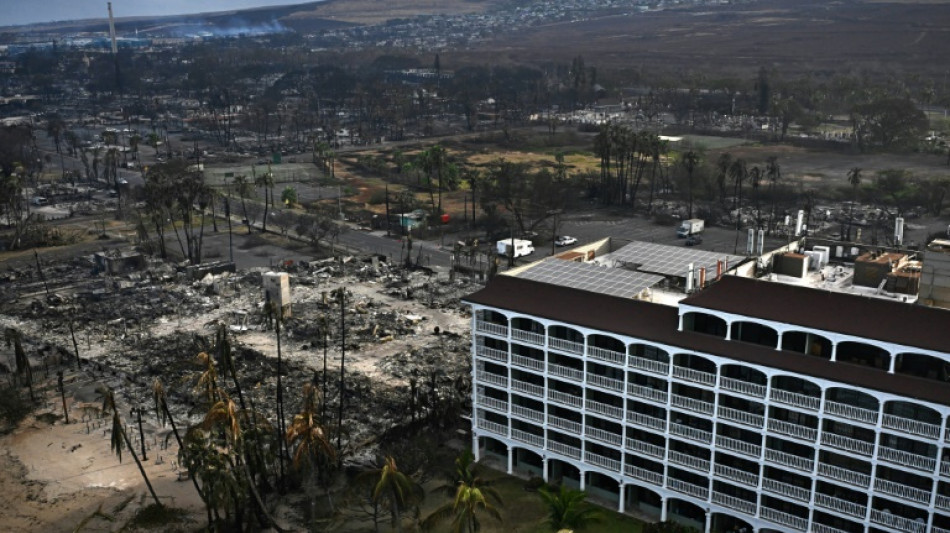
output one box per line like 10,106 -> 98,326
686,263 -> 695,292
716,260 -> 723,280
699,267 -> 706,289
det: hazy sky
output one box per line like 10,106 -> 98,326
3,1 -> 321,27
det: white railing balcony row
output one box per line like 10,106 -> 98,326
475,344 -> 508,363
813,493 -> 866,519
670,422 -> 712,444
475,320 -> 507,337
476,370 -> 508,388
584,451 -> 621,472
547,414 -> 581,435
824,400 -> 878,425
511,429 -> 544,447
764,449 -> 814,473
869,509 -> 927,533
667,478 -> 709,500
477,418 -> 508,437
587,373 -> 624,393
585,399 -> 623,420
932,526 -> 950,533
512,379 -> 544,398
672,366 -> 716,386
548,362 -> 584,382
671,394 -> 714,415
817,462 -> 871,488
627,355 -> 669,376
626,438 -> 665,459
511,404 -> 544,423
585,426 -> 622,446
717,406 -> 764,428
511,328 -> 545,346
769,388 -> 821,411
626,411 -> 666,432
512,354 -> 544,371
628,383 -> 668,404
588,346 -> 625,365
762,478 -> 810,503
812,523 -> 853,533
625,464 -> 664,486
548,440 -> 581,460
713,463 -> 758,487
874,478 -> 932,505
668,450 -> 710,472
942,461 -> 950,477
878,445 -> 937,473
549,337 -> 584,355
548,389 -> 582,408
882,413 -> 941,440
719,376 -> 766,399
759,506 -> 808,532
937,494 -> 950,513
820,432 -> 874,456
767,418 -> 818,442
715,435 -> 761,458
711,491 -> 756,516
477,394 -> 508,413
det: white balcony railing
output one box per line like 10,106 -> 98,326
475,344 -> 508,363
878,446 -> 937,472
588,346 -> 624,365
625,438 -> 665,459
475,320 -> 507,337
548,440 -> 581,460
511,329 -> 544,346
547,414 -> 581,435
760,507 -> 808,532
548,337 -> 583,355
820,432 -> 874,456
715,435 -> 761,458
812,524 -> 851,533
936,494 -> 950,513
824,400 -> 878,425
767,418 -> 818,441
817,462 -> 871,488
668,450 -> 710,472
764,449 -> 814,473
627,355 -> 669,376
670,422 -> 712,444
626,411 -> 666,432
671,394 -> 714,415
719,376 -> 766,398
762,478 -> 810,503
584,451 -> 621,472
585,399 -> 623,420
548,362 -> 583,382
628,383 -> 668,404
511,404 -> 543,423
869,509 -> 927,533
548,389 -> 582,408
585,426 -> 622,446
769,388 -> 820,411
511,429 -> 544,447
510,379 -> 542,398
667,478 -> 709,500
942,461 -> 950,477
624,464 -> 663,486
714,463 -> 758,487
587,373 -> 624,393
882,413 -> 941,440
874,478 -> 932,505
476,418 -> 507,437
477,394 -> 508,413
672,366 -> 716,386
813,493 -> 866,519
476,370 -> 508,388
718,405 -> 764,428
511,354 -> 544,371
711,491 -> 756,516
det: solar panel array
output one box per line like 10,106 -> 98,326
608,241 -> 745,277
515,259 -> 663,298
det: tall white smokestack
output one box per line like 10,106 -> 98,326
795,210 -> 805,236
108,2 -> 118,55
895,217 -> 905,245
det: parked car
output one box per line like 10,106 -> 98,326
554,235 -> 578,247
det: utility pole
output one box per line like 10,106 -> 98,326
336,289 -> 346,462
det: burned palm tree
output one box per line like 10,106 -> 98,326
100,386 -> 162,508
5,328 -> 34,402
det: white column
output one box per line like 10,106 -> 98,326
617,483 -> 625,513
507,445 -> 514,474
829,341 -> 838,362
704,510 -> 711,533
725,321 -> 733,340
472,434 -> 480,461
775,330 -> 783,350
542,457 -> 549,482
887,351 -> 896,374
579,471 -> 586,491
660,496 -> 668,521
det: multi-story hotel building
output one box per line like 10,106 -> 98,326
464,238 -> 950,533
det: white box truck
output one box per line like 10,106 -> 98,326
677,218 -> 705,238
496,238 -> 535,258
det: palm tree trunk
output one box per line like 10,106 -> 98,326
122,427 -> 162,507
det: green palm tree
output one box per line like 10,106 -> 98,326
538,484 -> 602,532
422,451 -> 502,533
232,174 -> 253,233
362,456 -> 424,532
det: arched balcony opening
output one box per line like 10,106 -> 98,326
782,330 -> 832,359
628,343 -> 670,375
870,496 -> 929,532
719,364 -> 767,399
711,511 -> 755,533
585,442 -> 622,476
667,494 -> 706,531
682,311 -> 726,338
623,483 -> 662,520
672,353 -> 716,387
836,340 -> 891,371
812,510 -> 865,533
626,428 -> 666,461
474,309 -> 508,337
895,352 -> 950,381
476,435 -> 508,465
770,375 -> 821,411
822,419 -> 876,458
547,457 -> 581,489
824,387 -> 879,425
510,317 -> 545,346
511,343 -> 545,372
883,400 -> 942,440
548,325 -> 585,356
475,336 -> 508,364
512,447 -> 544,478
760,495 -> 809,531
731,320 -> 779,348
585,471 -> 620,505
588,334 -> 625,366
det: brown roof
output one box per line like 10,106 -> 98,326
464,275 -> 950,407
683,275 -> 950,354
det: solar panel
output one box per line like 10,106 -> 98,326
608,241 -> 745,277
515,259 -> 663,298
